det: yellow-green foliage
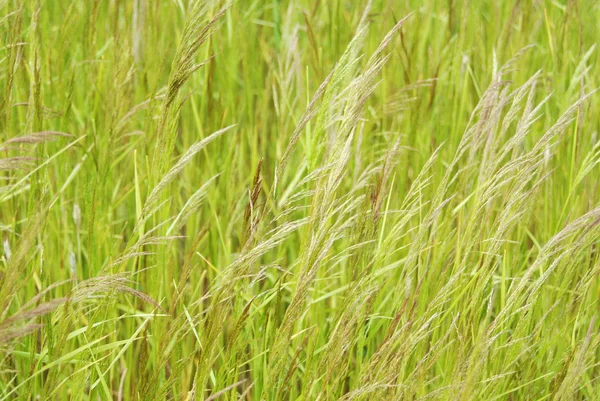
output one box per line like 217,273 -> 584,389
1,0 -> 599,400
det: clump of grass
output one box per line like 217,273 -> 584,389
1,0 -> 599,400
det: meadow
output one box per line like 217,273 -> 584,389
1,0 -> 600,399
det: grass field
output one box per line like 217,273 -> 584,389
1,0 -> 600,399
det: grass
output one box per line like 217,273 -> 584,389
1,0 -> 600,399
